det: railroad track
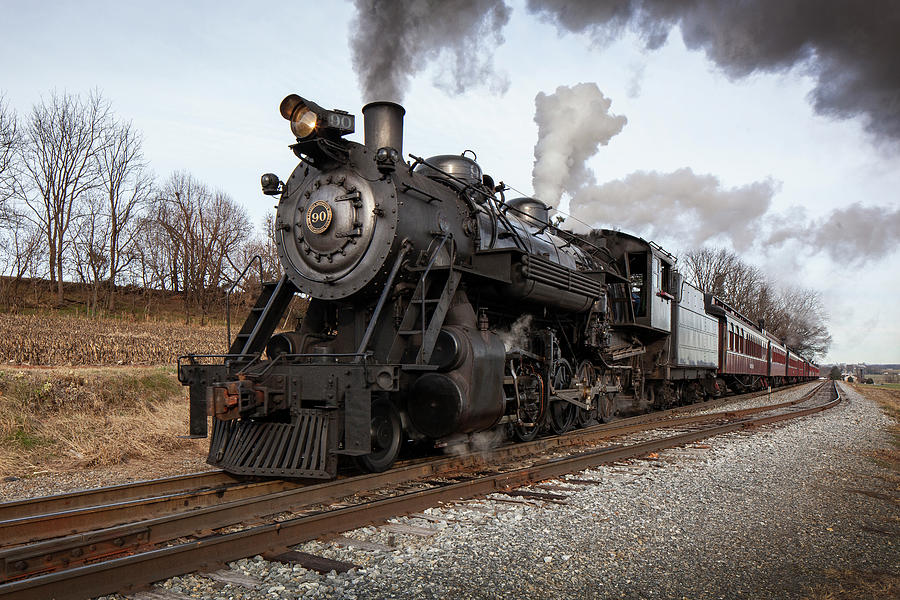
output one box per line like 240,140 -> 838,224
0,381 -> 837,599
0,381 -> 807,528
0,382 -> 811,548
0,382 -> 800,548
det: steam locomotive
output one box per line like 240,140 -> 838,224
178,95 -> 818,479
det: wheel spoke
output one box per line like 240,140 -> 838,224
549,359 -> 576,434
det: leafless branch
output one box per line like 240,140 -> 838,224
683,246 -> 831,358
19,90 -> 111,303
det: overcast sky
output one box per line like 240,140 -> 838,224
1,0 -> 897,364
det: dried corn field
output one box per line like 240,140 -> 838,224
0,312 -> 227,366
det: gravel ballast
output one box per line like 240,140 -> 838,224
106,381 -> 896,600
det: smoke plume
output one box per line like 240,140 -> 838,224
527,0 -> 900,143
497,314 -> 533,353
529,84 -> 774,250
350,0 -> 511,102
442,429 -> 504,458
768,203 -> 900,265
570,169 -> 778,250
532,83 -> 627,206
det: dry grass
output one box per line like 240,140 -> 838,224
0,312 -> 226,366
802,569 -> 900,600
0,366 -> 207,477
855,384 -> 900,470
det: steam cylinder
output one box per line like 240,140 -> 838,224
408,326 -> 505,438
406,300 -> 505,439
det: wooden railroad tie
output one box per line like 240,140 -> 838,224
265,550 -> 360,574
205,569 -> 264,589
504,489 -> 569,502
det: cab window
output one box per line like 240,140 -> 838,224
627,252 -> 647,318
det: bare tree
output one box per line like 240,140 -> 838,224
681,246 -> 728,295
192,189 -> 252,320
96,119 -> 152,309
683,246 -> 832,358
0,93 -> 20,214
769,286 -> 832,358
236,214 -> 283,297
71,193 -> 110,316
682,247 -> 763,318
257,213 -> 282,281
136,213 -> 179,293
0,219 -> 44,307
19,91 -> 110,304
151,172 -> 202,321
152,172 -> 251,323
129,213 -> 179,317
0,95 -> 37,307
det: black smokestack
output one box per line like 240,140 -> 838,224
527,0 -> 900,144
350,0 -> 511,102
362,101 -> 406,157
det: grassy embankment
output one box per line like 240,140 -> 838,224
0,280 -> 235,477
0,277 -> 308,478
0,366 -> 208,477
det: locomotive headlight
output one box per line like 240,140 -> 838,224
290,107 -> 318,138
280,94 -> 318,139
279,94 -> 355,140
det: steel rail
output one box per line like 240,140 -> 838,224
0,382 -> 838,600
555,380 -> 814,435
0,478 -> 307,546
0,383 -> 823,580
0,472 -> 235,522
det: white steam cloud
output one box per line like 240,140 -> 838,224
571,169 -> 778,250
532,83 -> 627,207
529,84 -> 776,250
497,314 -> 533,353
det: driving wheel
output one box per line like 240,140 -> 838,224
355,397 -> 402,473
548,359 -> 577,435
513,368 -> 545,442
574,360 -> 598,428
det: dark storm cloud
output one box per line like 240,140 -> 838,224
349,0 -> 511,102
526,0 -> 900,143
768,203 -> 900,265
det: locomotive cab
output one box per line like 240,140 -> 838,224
600,230 -> 674,333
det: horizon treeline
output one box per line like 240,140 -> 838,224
0,90 -> 281,323
1,90 -> 829,357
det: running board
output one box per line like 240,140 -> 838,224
208,410 -> 337,479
